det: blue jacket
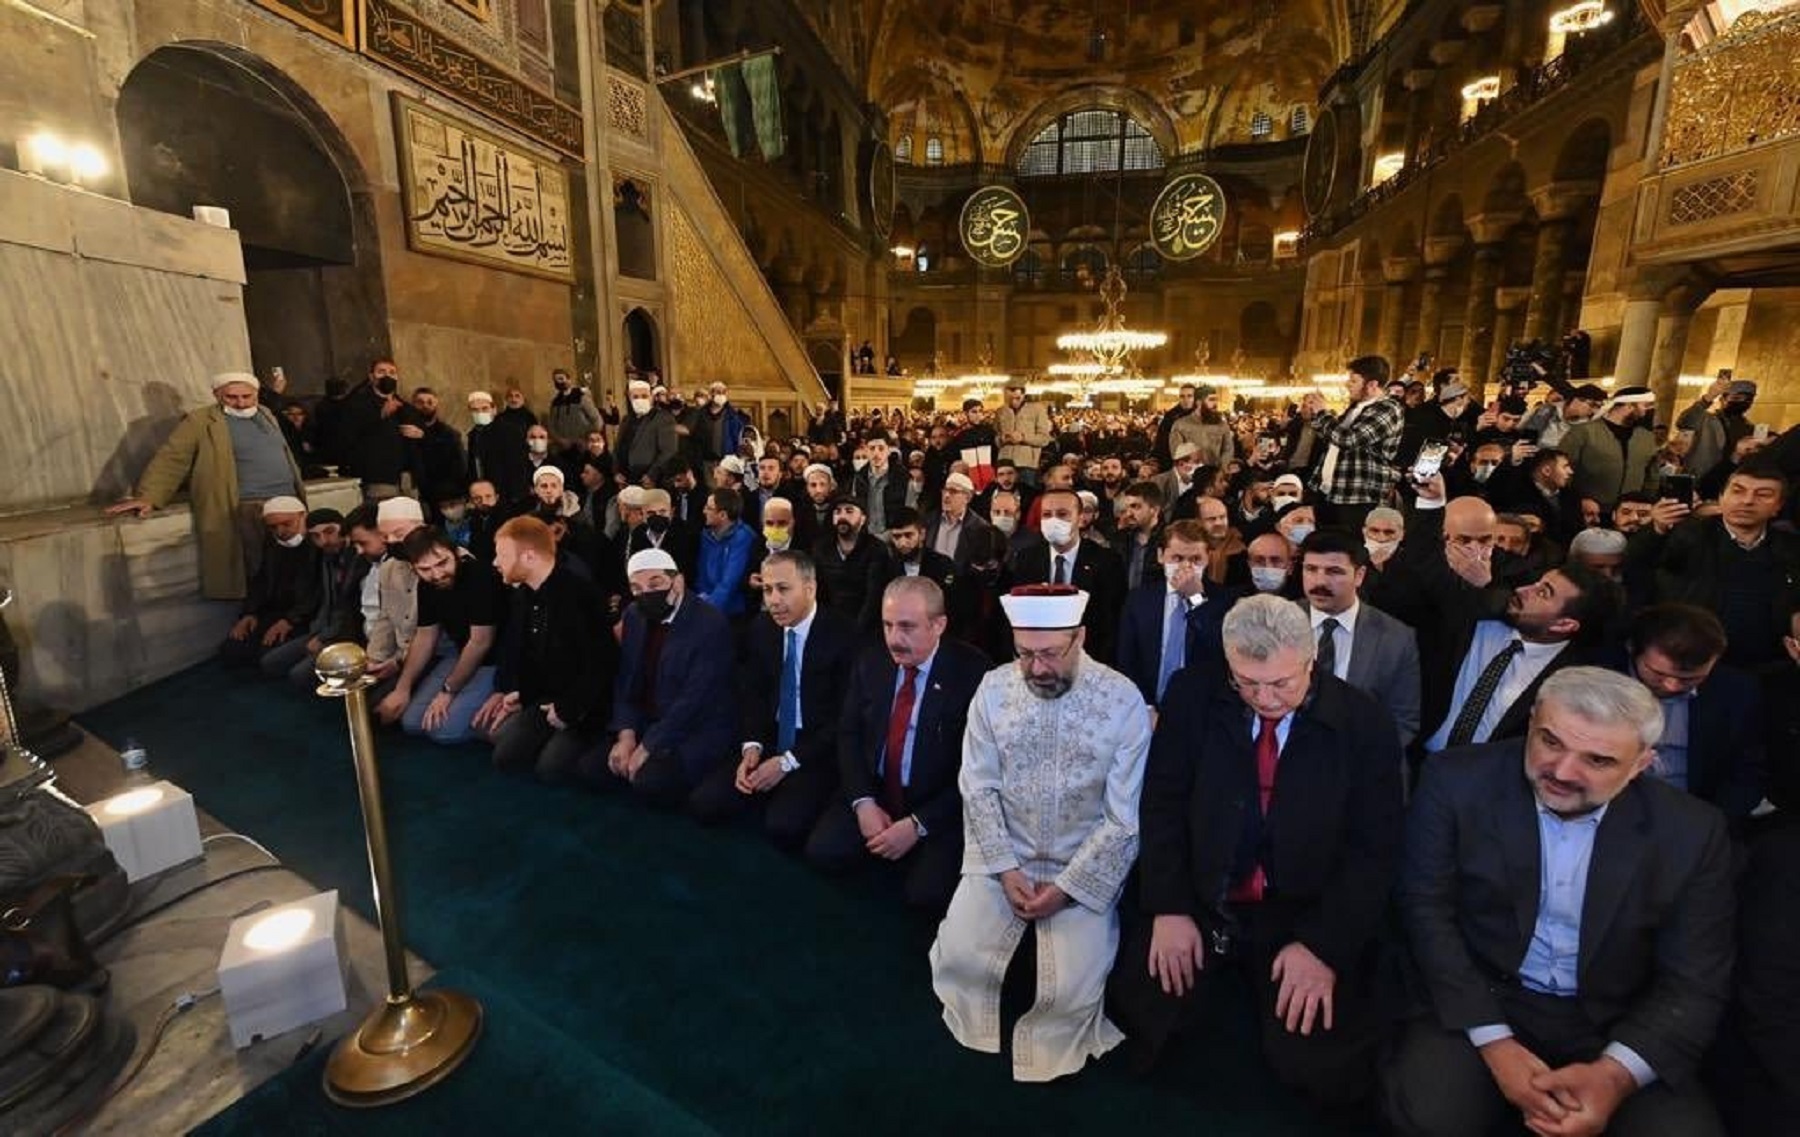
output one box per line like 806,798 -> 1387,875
696,522 -> 754,616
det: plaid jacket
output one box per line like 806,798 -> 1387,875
1308,396 -> 1404,505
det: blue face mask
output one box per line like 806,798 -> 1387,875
1284,523 -> 1315,545
1250,566 -> 1288,593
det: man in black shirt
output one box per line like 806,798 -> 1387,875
475,516 -> 617,782
375,528 -> 505,744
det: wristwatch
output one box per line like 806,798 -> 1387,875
777,753 -> 800,774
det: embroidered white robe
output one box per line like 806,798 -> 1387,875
929,654 -> 1150,1082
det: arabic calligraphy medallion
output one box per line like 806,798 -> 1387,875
1149,173 -> 1227,262
959,185 -> 1030,268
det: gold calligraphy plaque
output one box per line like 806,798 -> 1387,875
1149,173 -> 1227,262
392,94 -> 574,283
958,185 -> 1030,268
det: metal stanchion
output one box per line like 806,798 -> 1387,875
314,643 -> 481,1107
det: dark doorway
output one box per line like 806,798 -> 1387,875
116,44 -> 389,394
613,178 -> 657,280
623,308 -> 659,375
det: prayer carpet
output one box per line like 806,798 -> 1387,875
81,662 -> 1374,1135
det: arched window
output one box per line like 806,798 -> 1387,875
1061,245 -> 1108,288
1122,244 -> 1161,282
1011,248 -> 1045,288
1250,111 -> 1274,139
1016,108 -> 1164,177
895,134 -> 914,164
1289,106 -> 1311,135
925,135 -> 945,166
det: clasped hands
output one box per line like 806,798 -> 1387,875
1146,916 -> 1336,1036
606,729 -> 649,781
999,868 -> 1069,922
855,801 -> 919,861
734,745 -> 788,795
1481,1039 -> 1636,1137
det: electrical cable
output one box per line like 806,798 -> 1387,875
51,986 -> 219,1137
202,831 -> 279,863
94,837 -> 288,949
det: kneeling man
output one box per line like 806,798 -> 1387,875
930,584 -> 1151,1083
1109,593 -> 1403,1104
1385,666 -> 1734,1137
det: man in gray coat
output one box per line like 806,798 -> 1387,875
1298,529 -> 1421,747
544,368 -> 602,447
617,378 -> 679,484
1167,386 -> 1236,468
1558,386 -> 1659,513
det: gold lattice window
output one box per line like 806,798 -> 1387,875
1667,170 -> 1759,225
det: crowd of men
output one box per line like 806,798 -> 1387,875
113,354 -> 1800,1134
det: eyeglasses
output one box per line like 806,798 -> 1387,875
1227,667 -> 1309,696
1014,636 -> 1080,666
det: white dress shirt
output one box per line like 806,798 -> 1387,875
1308,601 -> 1359,682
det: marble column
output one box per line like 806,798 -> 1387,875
1459,244 -> 1504,394
1523,218 -> 1572,344
1613,297 -> 1662,391
1648,305 -> 1698,426
1416,269 -> 1449,363
1377,256 -> 1419,367
1489,287 -> 1531,386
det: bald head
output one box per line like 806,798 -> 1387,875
1443,495 -> 1498,559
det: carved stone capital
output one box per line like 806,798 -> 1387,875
1423,234 -> 1464,268
1467,211 -> 1525,245
1529,181 -> 1601,223
1383,256 -> 1422,284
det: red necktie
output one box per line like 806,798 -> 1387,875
883,666 -> 920,816
1229,716 -> 1283,903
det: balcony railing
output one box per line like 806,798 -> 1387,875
1300,5 -> 1652,250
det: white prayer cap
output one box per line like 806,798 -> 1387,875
803,463 -> 835,482
618,486 -> 648,508
718,455 -> 746,476
533,465 -> 565,485
1001,585 -> 1089,630
376,496 -> 425,525
640,488 -> 671,509
627,549 -> 679,577
943,472 -> 976,494
628,378 -> 652,393
1604,385 -> 1655,409
1172,442 -> 1202,462
1569,527 -> 1628,557
1272,473 -> 1305,492
212,371 -> 259,392
260,495 -> 306,516
466,389 -> 494,405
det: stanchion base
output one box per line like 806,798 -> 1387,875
323,989 -> 482,1108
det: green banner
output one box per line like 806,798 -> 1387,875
743,55 -> 784,160
710,63 -> 750,158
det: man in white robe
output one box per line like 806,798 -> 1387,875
930,584 -> 1152,1082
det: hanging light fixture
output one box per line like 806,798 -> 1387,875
1054,265 -> 1168,372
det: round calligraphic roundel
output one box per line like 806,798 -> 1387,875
958,185 -> 1030,268
1149,173 -> 1227,262
867,139 -> 896,240
1302,108 -> 1340,220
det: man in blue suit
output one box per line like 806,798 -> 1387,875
584,548 -> 737,805
805,575 -> 989,913
689,551 -> 859,845
1116,520 -> 1239,711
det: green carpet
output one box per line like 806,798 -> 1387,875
80,662 -> 1375,1136
194,967 -> 719,1136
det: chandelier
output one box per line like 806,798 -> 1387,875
1054,266 -> 1168,372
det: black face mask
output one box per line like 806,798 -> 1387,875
645,514 -> 671,535
385,542 -> 404,558
375,377 -> 398,396
634,589 -> 672,622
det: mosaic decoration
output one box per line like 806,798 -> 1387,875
363,0 -> 584,159
392,93 -> 573,281
1662,9 -> 1800,169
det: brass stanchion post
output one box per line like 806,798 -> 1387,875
314,643 -> 481,1107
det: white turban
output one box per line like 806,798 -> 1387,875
1000,587 -> 1089,630
261,495 -> 306,516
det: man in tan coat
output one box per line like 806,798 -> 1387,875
996,383 -> 1053,486
108,372 -> 303,600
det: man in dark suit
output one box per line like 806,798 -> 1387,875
924,472 -> 993,569
690,551 -> 858,845
624,488 -> 699,580
1615,603 -> 1766,821
1384,667 -> 1734,1137
664,458 -> 709,529
876,507 -> 958,594
1115,520 -> 1237,710
1012,487 -> 1125,663
585,548 -> 737,806
1710,822 -> 1800,1135
1297,529 -> 1422,748
805,575 -> 989,913
813,496 -> 888,633
1110,594 -> 1404,1105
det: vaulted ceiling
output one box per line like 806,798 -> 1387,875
830,1 -> 1359,162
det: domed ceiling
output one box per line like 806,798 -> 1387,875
830,1 -> 1358,162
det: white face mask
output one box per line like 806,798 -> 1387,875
630,397 -> 653,416
1365,538 -> 1399,558
1250,565 -> 1288,592
991,514 -> 1017,536
1271,494 -> 1300,511
1040,517 -> 1075,547
471,410 -> 494,426
223,404 -> 259,419
276,532 -> 306,548
1283,523 -> 1315,544
853,457 -> 869,471
710,394 -> 726,408
528,438 -> 548,455
1472,463 -> 1498,483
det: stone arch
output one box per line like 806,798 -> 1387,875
116,42 -> 390,390
1481,161 -> 1530,214
892,305 -> 937,365
1552,118 -> 1613,184
623,307 -> 660,375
